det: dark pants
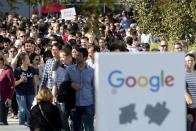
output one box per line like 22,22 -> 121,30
0,100 -> 9,124
11,92 -> 18,115
71,105 -> 94,131
57,102 -> 71,131
187,114 -> 192,131
187,108 -> 196,131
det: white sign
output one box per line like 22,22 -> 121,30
95,53 -> 185,131
61,8 -> 76,21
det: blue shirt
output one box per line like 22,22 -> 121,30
64,64 -> 94,106
54,65 -> 68,89
120,17 -> 132,30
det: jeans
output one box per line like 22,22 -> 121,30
71,105 -> 94,131
16,95 -> 34,125
57,102 -> 71,131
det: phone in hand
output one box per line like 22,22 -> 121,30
22,75 -> 28,83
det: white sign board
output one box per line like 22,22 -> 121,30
95,53 -> 185,131
61,8 -> 76,21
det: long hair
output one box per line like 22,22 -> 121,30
0,51 -> 9,68
29,53 -> 39,64
16,52 -> 27,68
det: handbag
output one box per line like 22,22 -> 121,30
38,104 -> 59,130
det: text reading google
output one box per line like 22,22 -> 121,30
108,70 -> 174,92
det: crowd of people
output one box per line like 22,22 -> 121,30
0,9 -> 195,131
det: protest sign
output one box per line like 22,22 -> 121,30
61,7 -> 76,20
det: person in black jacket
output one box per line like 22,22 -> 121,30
30,88 -> 62,131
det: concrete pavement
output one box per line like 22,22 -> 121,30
0,116 -> 29,131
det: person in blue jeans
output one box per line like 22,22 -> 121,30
64,48 -> 95,131
14,52 -> 37,126
52,48 -> 74,131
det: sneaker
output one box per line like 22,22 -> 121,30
24,122 -> 29,127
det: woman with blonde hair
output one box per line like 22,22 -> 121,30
30,88 -> 62,131
0,52 -> 15,125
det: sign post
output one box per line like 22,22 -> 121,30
95,53 -> 185,131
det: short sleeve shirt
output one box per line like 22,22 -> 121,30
14,66 -> 35,95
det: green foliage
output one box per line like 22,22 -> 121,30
0,0 -> 19,11
79,0 -> 119,34
150,41 -> 196,51
150,41 -> 173,52
122,0 -> 196,44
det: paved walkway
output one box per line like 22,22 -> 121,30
0,116 -> 30,131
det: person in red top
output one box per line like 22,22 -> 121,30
0,52 -> 15,125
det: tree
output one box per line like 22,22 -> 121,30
78,0 -> 119,33
122,0 -> 196,44
0,0 -> 18,11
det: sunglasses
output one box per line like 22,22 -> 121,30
160,45 -> 168,48
20,35 -> 26,38
0,58 -> 4,61
175,47 -> 182,50
10,50 -> 16,53
35,59 -> 40,61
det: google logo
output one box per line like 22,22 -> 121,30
108,70 -> 174,92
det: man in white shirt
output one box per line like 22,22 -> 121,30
86,45 -> 100,69
99,38 -> 109,52
125,36 -> 139,53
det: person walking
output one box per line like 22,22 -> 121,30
40,43 -> 60,90
0,52 -> 15,125
30,87 -> 62,131
185,53 -> 196,131
29,53 -> 42,91
14,52 -> 37,126
52,48 -> 74,131
64,48 -> 95,131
